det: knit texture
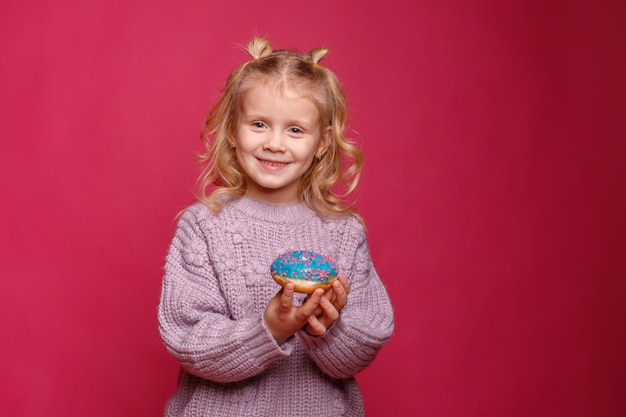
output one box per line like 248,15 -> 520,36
158,197 -> 394,416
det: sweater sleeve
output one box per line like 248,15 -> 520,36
298,218 -> 394,379
158,207 -> 291,383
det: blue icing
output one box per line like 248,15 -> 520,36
270,250 -> 338,282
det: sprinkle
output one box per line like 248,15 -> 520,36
270,250 -> 338,282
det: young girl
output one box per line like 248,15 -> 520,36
158,38 -> 394,417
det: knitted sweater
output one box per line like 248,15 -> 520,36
158,197 -> 394,416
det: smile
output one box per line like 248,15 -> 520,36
258,158 -> 289,168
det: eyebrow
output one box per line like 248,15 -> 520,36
241,112 -> 316,129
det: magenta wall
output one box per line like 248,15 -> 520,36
1,1 -> 625,416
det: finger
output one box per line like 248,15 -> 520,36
338,274 -> 350,294
299,289 -> 324,318
309,287 -> 334,303
331,279 -> 348,312
318,295 -> 339,322
305,315 -> 327,336
279,284 -> 295,311
311,305 -> 324,317
311,288 -> 335,316
323,287 -> 335,300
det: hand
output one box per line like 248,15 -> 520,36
304,274 -> 350,336
264,284 -> 325,344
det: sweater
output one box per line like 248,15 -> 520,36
158,197 -> 394,416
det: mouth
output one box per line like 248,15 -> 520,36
258,158 -> 289,168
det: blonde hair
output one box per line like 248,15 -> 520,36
195,38 -> 363,219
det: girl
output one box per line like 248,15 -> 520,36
158,38 -> 394,417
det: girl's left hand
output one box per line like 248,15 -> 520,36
304,274 -> 350,336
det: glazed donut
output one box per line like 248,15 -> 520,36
270,250 -> 338,294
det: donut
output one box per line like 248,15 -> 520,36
270,250 -> 338,294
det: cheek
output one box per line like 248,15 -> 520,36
295,148 -> 315,163
234,131 -> 256,152
297,138 -> 321,159
235,148 -> 252,164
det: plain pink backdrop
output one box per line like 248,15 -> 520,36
1,0 -> 625,416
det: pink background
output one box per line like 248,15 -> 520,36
1,0 -> 625,416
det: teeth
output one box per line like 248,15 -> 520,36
261,160 -> 287,167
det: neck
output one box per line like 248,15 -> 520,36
244,189 -> 300,206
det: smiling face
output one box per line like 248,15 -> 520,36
235,81 -> 328,205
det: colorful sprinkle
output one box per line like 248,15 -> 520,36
270,250 -> 338,282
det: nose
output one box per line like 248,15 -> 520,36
263,130 -> 286,152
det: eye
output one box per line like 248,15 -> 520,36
288,127 -> 304,136
251,121 -> 266,129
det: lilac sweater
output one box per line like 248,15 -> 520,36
158,197 -> 394,416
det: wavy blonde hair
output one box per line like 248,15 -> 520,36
195,38 -> 363,219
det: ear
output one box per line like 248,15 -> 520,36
316,126 -> 331,158
226,134 -> 237,148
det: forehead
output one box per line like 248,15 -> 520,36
240,81 -> 321,121
243,76 -> 309,100
242,75 -> 325,107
